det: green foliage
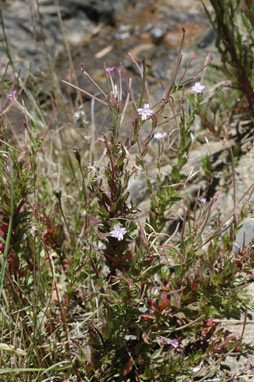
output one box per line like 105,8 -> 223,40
203,0 -> 254,116
1,11 -> 254,382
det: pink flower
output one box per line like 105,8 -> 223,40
106,67 -> 116,75
200,198 -> 206,204
137,103 -> 154,121
154,132 -> 167,139
6,90 -> 16,99
191,82 -> 205,94
97,137 -> 105,143
110,224 -> 127,241
170,339 -> 179,349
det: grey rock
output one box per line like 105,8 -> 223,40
63,0 -> 135,24
197,27 -> 217,49
169,11 -> 202,24
217,146 -> 254,218
150,26 -> 166,45
233,218 -> 254,252
0,0 -> 135,73
128,139 -> 231,212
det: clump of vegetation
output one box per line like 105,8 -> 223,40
203,0 -> 254,118
1,2 -> 254,381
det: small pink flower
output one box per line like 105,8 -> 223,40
137,103 -> 154,121
97,137 -> 105,143
170,339 -> 179,349
200,198 -> 206,204
106,67 -> 115,75
6,90 -> 16,99
191,82 -> 205,94
154,132 -> 167,140
110,224 -> 127,241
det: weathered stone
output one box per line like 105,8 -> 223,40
217,146 -> 254,218
61,0 -> 135,24
234,218 -> 254,252
0,0 -> 135,74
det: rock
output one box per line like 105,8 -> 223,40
217,146 -> 254,218
150,26 -> 166,45
0,0 -> 135,74
63,0 -> 136,24
197,26 -> 217,49
234,218 -> 254,252
127,138 -> 232,216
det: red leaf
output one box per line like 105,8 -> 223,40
122,358 -> 134,376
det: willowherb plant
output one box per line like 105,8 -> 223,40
60,32 -> 254,381
0,28 -> 254,381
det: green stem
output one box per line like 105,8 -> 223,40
0,7 -> 14,66
0,166 -> 14,299
139,56 -> 147,108
0,363 -> 72,376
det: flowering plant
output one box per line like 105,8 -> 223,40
0,19 -> 254,382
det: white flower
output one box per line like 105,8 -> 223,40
154,132 -> 167,140
191,82 -> 205,94
74,110 -> 85,120
109,224 -> 127,241
137,103 -> 154,121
